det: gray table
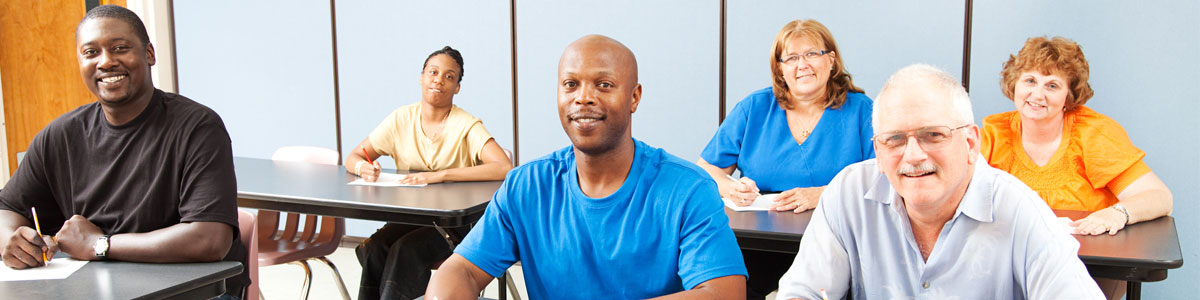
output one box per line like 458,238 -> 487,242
232,157 -> 510,298
0,254 -> 241,300
234,157 -> 500,228
725,208 -> 1184,300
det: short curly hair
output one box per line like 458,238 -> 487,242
1000,36 -> 1094,112
770,19 -> 862,110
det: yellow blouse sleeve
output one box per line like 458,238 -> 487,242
1073,107 -> 1148,191
980,112 -> 1019,170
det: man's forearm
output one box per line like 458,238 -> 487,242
0,210 -> 31,249
427,254 -> 494,298
650,275 -> 746,300
106,221 -> 233,263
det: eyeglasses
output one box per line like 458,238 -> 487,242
779,50 -> 831,66
872,124 -> 971,152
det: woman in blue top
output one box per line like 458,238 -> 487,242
697,19 -> 874,299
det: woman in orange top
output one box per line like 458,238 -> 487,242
981,36 -> 1172,237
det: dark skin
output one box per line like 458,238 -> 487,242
0,17 -> 233,269
344,54 -> 512,184
426,35 -> 745,299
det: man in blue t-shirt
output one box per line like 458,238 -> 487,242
426,35 -> 748,299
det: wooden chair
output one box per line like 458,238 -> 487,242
256,146 -> 351,300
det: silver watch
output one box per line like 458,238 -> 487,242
1112,204 -> 1130,225
93,235 -> 110,260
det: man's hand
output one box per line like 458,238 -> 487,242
54,215 -> 105,260
2,226 -> 57,268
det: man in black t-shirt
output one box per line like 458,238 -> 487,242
0,5 -> 247,297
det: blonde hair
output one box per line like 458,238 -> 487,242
1000,36 -> 1094,112
770,19 -> 863,110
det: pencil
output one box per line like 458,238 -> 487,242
31,207 -> 48,264
820,288 -> 830,300
362,147 -> 373,164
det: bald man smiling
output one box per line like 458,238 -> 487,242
426,35 -> 748,299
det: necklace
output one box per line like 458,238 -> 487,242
788,109 -> 822,140
422,107 -> 452,139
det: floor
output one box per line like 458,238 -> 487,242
255,245 -> 774,300
255,245 -> 527,300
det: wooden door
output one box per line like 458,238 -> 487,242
0,0 -> 125,173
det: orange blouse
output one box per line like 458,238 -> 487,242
981,106 -> 1150,212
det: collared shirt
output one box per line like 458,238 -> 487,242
777,159 -> 1103,300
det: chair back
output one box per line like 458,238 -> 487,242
237,209 -> 260,300
271,146 -> 340,165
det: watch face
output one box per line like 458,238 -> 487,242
94,236 -> 109,256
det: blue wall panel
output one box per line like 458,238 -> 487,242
514,0 -> 721,163
726,0 -> 966,114
174,0 -> 338,159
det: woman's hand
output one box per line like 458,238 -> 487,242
356,160 -> 382,182
399,171 -> 446,185
1070,208 -> 1126,235
724,177 -> 760,207
770,186 -> 824,213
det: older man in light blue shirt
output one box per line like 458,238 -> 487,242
776,64 -> 1103,299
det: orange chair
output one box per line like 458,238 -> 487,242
237,209 -> 260,300
256,146 -> 351,300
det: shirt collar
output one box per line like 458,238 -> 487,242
862,158 -> 995,223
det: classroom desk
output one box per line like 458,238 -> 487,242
725,208 -> 1184,300
232,157 -> 510,298
0,256 -> 241,300
233,157 -> 499,228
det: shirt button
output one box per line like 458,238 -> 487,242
923,281 -> 930,289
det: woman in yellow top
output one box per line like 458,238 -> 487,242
343,46 -> 513,300
981,36 -> 1172,238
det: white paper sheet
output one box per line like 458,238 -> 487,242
0,257 -> 87,281
723,193 -> 780,212
347,173 -> 428,187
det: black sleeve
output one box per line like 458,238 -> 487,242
0,125 -> 66,230
175,111 -> 239,233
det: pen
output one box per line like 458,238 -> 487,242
362,147 -> 373,165
725,174 -> 759,194
31,207 -> 48,264
821,288 -> 830,300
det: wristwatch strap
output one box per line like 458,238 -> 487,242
95,235 -> 111,260
1112,204 -> 1131,225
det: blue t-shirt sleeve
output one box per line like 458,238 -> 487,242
676,180 -> 749,289
700,97 -> 752,168
454,178 -> 520,278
